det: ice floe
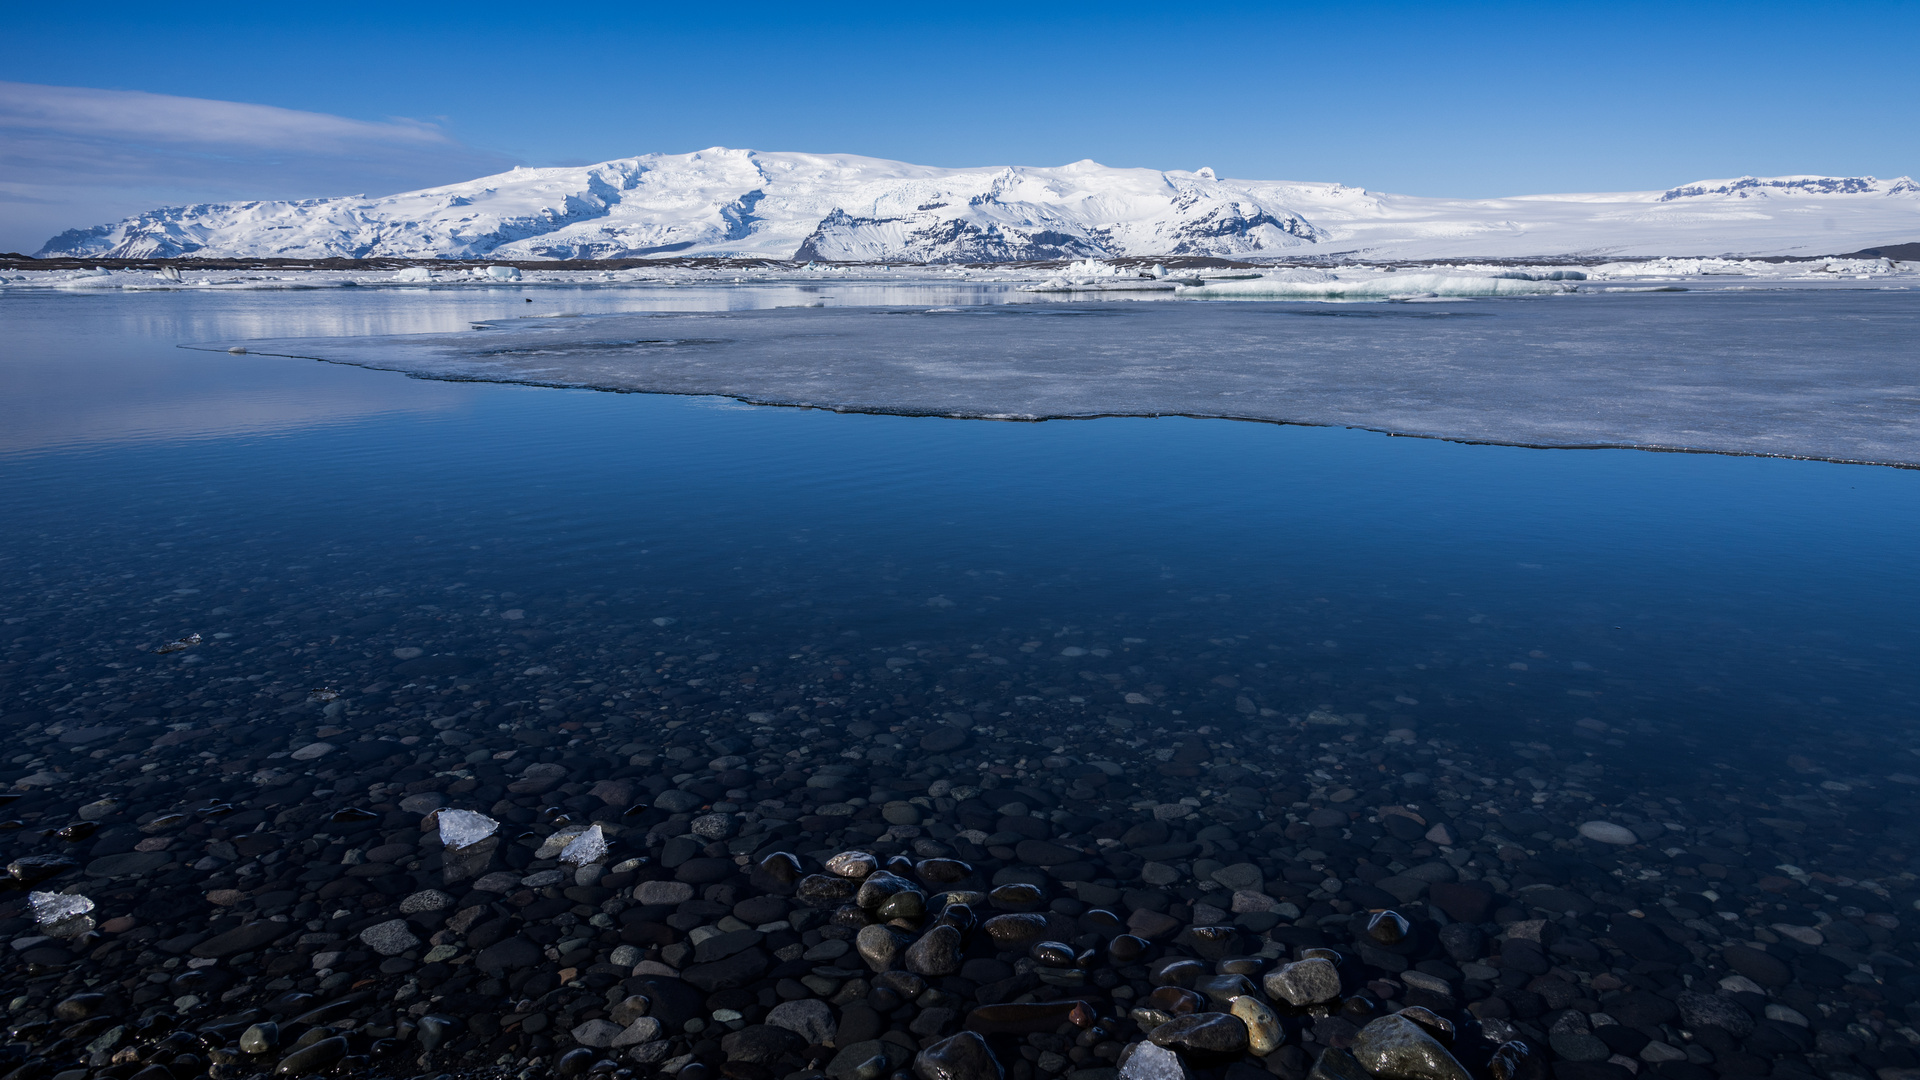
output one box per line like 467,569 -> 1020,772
195,285 -> 1920,467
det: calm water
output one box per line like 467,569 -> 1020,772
3,284 -> 1918,766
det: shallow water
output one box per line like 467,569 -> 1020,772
4,284 -> 1920,1077
6,285 -> 1916,746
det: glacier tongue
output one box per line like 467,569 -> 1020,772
35,147 -> 1920,262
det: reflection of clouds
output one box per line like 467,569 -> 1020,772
1,289 -> 475,454
0,374 -> 469,455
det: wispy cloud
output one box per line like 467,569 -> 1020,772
0,82 -> 517,254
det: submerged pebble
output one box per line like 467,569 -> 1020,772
0,571 -> 1912,1080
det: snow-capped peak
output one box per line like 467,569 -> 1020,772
35,149 -> 1920,262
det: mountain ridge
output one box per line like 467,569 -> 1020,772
36,147 -> 1920,262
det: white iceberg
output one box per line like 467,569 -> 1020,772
435,808 -> 499,850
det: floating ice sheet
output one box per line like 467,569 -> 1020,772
198,290 -> 1920,467
1176,268 -> 1578,299
435,808 -> 499,850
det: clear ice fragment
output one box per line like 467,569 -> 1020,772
1119,1042 -> 1188,1080
29,891 -> 94,924
436,809 -> 499,850
559,824 -> 608,865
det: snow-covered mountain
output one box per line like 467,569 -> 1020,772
35,148 -> 1920,262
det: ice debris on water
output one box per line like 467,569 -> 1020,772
154,633 -> 201,654
1120,1042 -> 1188,1080
560,824 -> 608,865
30,891 -> 96,937
435,809 -> 499,850
30,891 -> 93,924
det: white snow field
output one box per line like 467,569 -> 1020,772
7,254 -> 1912,295
194,288 -> 1920,467
34,147 -> 1920,262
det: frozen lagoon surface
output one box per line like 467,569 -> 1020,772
204,285 -> 1920,466
4,278 -> 1920,1074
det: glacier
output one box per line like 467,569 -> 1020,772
191,289 -> 1920,467
35,147 -> 1920,262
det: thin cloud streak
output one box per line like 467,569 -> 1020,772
0,81 -> 457,152
0,82 -> 518,253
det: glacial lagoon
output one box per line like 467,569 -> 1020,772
2,278 -> 1919,1080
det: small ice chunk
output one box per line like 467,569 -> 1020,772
1120,1042 -> 1188,1080
29,891 -> 96,937
30,891 -> 94,925
485,265 -> 521,281
436,808 -> 499,850
558,824 -> 608,866
394,267 -> 431,282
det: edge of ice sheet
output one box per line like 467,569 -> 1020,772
1174,269 -> 1580,299
186,292 -> 1920,470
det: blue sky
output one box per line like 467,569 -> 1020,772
3,1 -> 1916,251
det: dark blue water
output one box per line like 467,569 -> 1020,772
3,284 -> 1917,771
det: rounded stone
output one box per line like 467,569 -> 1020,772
856,923 -> 906,972
1577,821 -> 1639,845
766,999 -> 835,1045
1030,940 -> 1077,968
1721,945 -> 1792,988
273,1036 -> 348,1076
856,871 -> 917,910
1231,995 -> 1283,1055
399,889 -> 453,914
634,880 -> 696,905
915,858 -> 974,884
1349,1015 -> 1472,1080
982,913 -> 1049,948
722,1024 -> 807,1063
1676,991 -> 1754,1037
1147,1012 -> 1250,1057
905,924 -> 964,976
1367,910 -> 1411,946
796,874 -> 858,905
988,883 -> 1044,910
358,918 -> 420,956
877,890 -> 926,920
52,993 -> 105,1021
827,850 -> 879,878
690,813 -> 738,840
1108,934 -> 1149,963
240,1022 -> 280,1054
914,1031 -> 1002,1080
